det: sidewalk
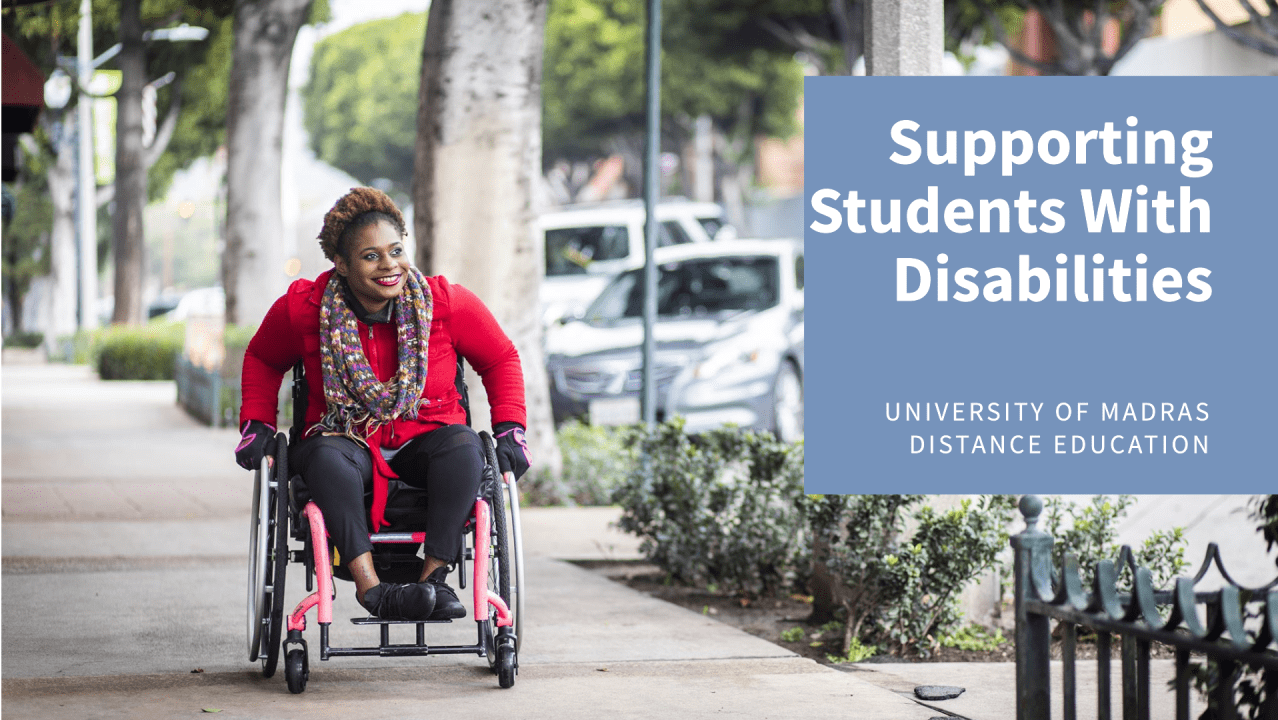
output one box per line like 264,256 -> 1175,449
1,362 -> 938,719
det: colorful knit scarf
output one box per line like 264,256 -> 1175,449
315,268 -> 433,530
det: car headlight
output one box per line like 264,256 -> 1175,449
694,340 -> 762,380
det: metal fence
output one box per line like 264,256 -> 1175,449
175,355 -> 238,427
1012,494 -> 1278,720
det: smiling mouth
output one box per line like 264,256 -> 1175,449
374,274 -> 402,287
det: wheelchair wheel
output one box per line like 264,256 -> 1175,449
247,434 -> 289,677
496,643 -> 516,689
285,647 -> 308,694
263,435 -> 290,677
481,434 -> 516,673
506,469 -> 527,653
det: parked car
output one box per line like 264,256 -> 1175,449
150,287 -> 225,323
538,198 -> 735,326
545,240 -> 804,441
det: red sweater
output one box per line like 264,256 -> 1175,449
239,270 -> 526,528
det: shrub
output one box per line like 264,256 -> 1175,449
1253,494 -> 1278,565
826,637 -> 877,664
1042,495 -> 1187,590
939,623 -> 1006,652
561,421 -> 637,505
96,323 -> 185,380
808,494 -> 1017,658
1183,495 -> 1277,719
612,420 -> 807,597
51,329 -> 100,364
3,331 -> 43,348
523,421 -> 637,507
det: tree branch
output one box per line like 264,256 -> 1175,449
144,77 -> 183,169
757,16 -> 837,71
1093,0 -> 1111,61
974,0 -> 1063,73
1192,0 -> 1278,56
1104,0 -> 1161,72
1039,0 -> 1086,74
1260,0 -> 1278,39
1234,0 -> 1271,30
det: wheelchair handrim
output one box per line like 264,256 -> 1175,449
247,461 -> 271,661
506,476 -> 526,653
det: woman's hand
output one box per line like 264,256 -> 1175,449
493,422 -> 531,479
235,420 -> 277,470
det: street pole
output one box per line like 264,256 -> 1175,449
640,0 -> 661,427
865,0 -> 944,76
77,0 -> 98,330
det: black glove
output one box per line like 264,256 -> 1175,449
493,422 -> 531,479
235,420 -> 276,471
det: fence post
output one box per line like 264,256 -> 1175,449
1013,494 -> 1054,720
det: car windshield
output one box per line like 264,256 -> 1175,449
545,225 -> 630,276
544,222 -> 698,276
585,255 -> 780,323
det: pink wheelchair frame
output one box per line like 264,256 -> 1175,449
286,499 -> 512,639
264,457 -> 521,693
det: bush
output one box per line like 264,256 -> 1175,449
939,623 -> 1006,652
96,324 -> 185,380
808,494 -> 1017,658
826,637 -> 877,664
612,420 -> 807,597
1184,495 -> 1278,719
560,421 -> 636,505
523,421 -> 638,506
3,331 -> 43,348
1253,494 -> 1278,565
51,330 -> 98,364
1042,495 -> 1187,590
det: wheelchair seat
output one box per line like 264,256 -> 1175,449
289,470 -> 453,584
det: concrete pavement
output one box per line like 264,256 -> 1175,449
1,362 -> 937,719
4,361 -> 1272,719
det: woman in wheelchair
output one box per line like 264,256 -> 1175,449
234,186 -> 531,623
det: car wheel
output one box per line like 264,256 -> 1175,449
772,361 -> 803,443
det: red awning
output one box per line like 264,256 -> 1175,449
3,32 -> 45,108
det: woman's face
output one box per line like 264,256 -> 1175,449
334,220 -> 412,314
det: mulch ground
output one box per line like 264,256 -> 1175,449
575,560 -> 1174,667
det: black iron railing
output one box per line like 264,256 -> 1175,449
1012,494 -> 1278,720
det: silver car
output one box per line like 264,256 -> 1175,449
538,199 -> 735,326
545,240 -> 804,441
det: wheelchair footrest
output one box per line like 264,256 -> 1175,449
349,617 -> 454,626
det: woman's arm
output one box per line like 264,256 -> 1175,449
238,293 -> 304,427
448,283 -> 527,429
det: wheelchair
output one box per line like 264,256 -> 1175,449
247,361 -> 526,693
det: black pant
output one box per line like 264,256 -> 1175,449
290,425 -> 484,566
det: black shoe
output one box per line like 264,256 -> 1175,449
426,567 -> 467,620
360,582 -> 436,621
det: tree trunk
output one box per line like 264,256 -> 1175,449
111,0 -> 148,325
46,115 -> 79,347
224,0 -> 311,327
7,269 -> 26,335
831,0 -> 866,74
413,0 -> 562,477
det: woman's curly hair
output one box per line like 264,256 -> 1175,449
317,187 -> 408,261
